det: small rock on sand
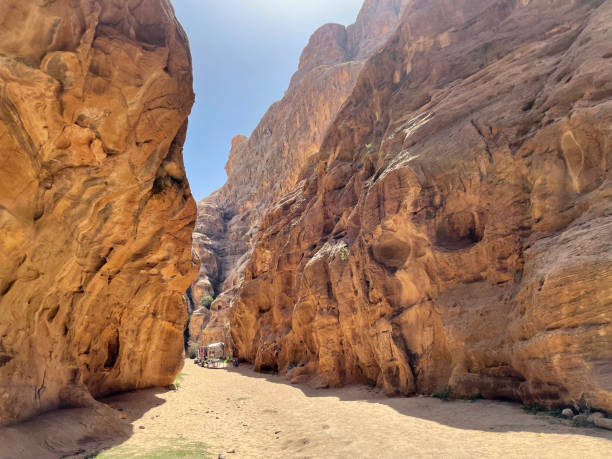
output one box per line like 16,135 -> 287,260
594,417 -> 612,431
587,412 -> 605,423
562,408 -> 574,418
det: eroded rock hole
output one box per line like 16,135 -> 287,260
372,234 -> 411,268
135,24 -> 167,47
0,354 -> 12,367
327,281 -> 334,298
47,305 -> 60,322
260,364 -> 278,374
0,279 -> 16,296
152,176 -> 182,195
522,99 -> 535,112
435,211 -> 484,250
104,331 -> 120,369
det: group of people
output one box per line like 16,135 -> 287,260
200,345 -> 239,367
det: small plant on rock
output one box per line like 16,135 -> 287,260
433,386 -> 452,401
188,344 -> 198,360
173,372 -> 185,390
522,403 -> 546,414
340,246 -> 349,261
200,295 -> 214,309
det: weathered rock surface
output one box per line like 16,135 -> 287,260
562,408 -> 574,418
229,0 -> 612,412
0,0 -> 196,424
189,0 -> 409,348
595,416 -> 612,430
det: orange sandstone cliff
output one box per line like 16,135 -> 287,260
189,0 -> 410,347
0,0 -> 197,424
203,0 -> 612,411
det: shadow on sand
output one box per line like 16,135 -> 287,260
1,362 -> 610,458
0,388 -> 169,459
223,364 -> 612,442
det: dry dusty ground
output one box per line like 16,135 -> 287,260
1,359 -> 611,458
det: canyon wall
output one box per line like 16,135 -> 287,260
0,0 -> 196,424
228,0 -> 612,411
189,0 -> 410,347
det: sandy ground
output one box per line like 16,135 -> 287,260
1,360 -> 611,458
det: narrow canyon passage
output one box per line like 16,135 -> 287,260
1,0 -> 611,456
5,361 -> 611,458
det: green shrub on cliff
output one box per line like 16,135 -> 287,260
433,386 -> 452,401
200,295 -> 214,309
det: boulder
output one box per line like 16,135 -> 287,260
594,417 -> 612,431
562,409 -> 574,418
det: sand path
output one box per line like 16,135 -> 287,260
102,360 -> 611,458
1,359 -> 611,458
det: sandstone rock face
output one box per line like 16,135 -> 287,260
189,0 -> 409,348
0,0 -> 196,424
230,0 -> 612,412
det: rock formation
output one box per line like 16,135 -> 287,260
189,0 -> 410,347
0,0 -> 196,424
227,0 -> 612,411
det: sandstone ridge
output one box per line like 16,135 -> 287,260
189,0 -> 409,348
228,0 -> 612,411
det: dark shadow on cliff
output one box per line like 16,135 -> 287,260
0,388 -> 169,459
223,365 -> 612,441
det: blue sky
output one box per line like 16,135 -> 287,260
172,0 -> 364,201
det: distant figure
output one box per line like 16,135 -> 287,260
233,358 -> 239,367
